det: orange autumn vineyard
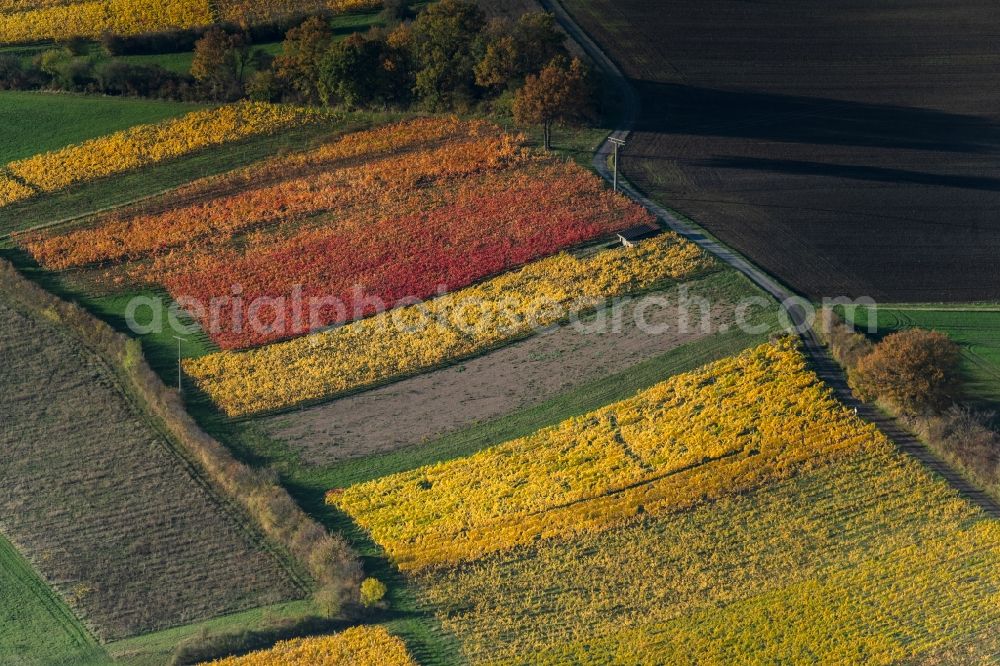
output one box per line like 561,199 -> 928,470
197,627 -> 417,666
24,119 -> 530,269
23,117 -> 654,348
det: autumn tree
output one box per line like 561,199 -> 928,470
409,0 -> 486,110
852,328 -> 961,415
512,13 -> 566,75
275,15 -> 333,104
317,31 -> 411,108
359,577 -> 388,609
475,12 -> 566,91
474,33 -> 518,89
191,28 -> 259,101
513,56 -> 591,150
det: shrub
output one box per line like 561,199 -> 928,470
246,69 -> 280,101
909,406 -> 1000,497
817,306 -> 874,368
852,329 -> 961,415
0,55 -> 27,89
359,578 -> 387,608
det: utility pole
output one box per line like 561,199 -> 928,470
173,336 -> 186,394
609,136 -> 626,192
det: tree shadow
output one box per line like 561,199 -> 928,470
630,81 -> 1000,154
696,156 -> 1000,192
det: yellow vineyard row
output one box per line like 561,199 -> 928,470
0,103 -> 322,208
185,235 -> 712,416
198,626 -> 416,666
329,340 -> 890,570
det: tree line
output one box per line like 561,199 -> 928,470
0,0 -> 595,148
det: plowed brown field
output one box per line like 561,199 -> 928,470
564,0 -> 1000,301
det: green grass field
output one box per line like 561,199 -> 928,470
0,91 -> 203,163
848,306 -> 1000,409
0,534 -> 108,665
106,600 -> 317,666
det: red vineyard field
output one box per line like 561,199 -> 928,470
22,118 -> 653,349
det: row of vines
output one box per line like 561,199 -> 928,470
0,103 -> 323,207
0,0 -> 380,44
330,340 -> 1000,664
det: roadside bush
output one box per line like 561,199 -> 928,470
818,307 -> 874,368
852,329 -> 961,415
910,406 -> 1000,495
819,308 -> 999,503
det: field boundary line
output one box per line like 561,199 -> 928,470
0,532 -> 101,651
3,184 -> 187,240
544,0 -> 1000,520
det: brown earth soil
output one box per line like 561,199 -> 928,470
563,0 -> 1000,302
265,284 -> 733,465
0,293 -> 302,641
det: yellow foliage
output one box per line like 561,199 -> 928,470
198,626 -> 416,666
511,521 -> 1000,665
0,0 -> 90,11
0,0 -> 211,43
215,0 -> 381,25
0,175 -> 34,207
0,0 -> 379,42
416,447 -> 992,664
184,235 -> 712,416
0,103 -> 319,207
329,340 -> 891,570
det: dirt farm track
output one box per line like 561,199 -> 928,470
564,0 -> 1000,302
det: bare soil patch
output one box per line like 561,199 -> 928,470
265,282 -> 732,464
0,294 -> 303,641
